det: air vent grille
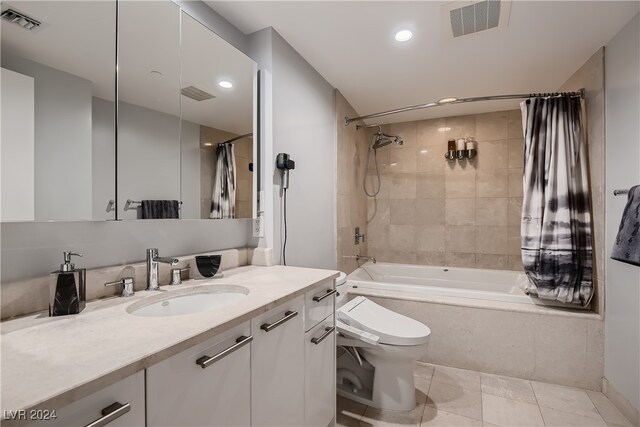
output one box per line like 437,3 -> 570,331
449,0 -> 502,37
181,86 -> 216,102
1,9 -> 41,30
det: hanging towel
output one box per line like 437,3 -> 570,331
519,96 -> 593,307
141,200 -> 180,219
611,185 -> 640,267
210,143 -> 236,219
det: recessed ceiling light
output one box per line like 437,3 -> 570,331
218,81 -> 233,89
438,97 -> 458,104
394,29 -> 413,42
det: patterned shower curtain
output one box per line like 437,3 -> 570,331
210,143 -> 236,219
519,96 -> 593,307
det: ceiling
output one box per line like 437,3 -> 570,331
209,0 -> 640,124
1,1 -> 254,135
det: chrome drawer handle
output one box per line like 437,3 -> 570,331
312,289 -> 336,302
85,402 -> 130,427
196,335 -> 253,369
260,310 -> 298,332
311,326 -> 335,345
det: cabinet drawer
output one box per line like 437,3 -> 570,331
146,321 -> 251,427
305,279 -> 335,332
304,316 -> 336,427
27,371 -> 145,427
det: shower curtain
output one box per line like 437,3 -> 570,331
519,96 -> 593,307
210,143 -> 236,219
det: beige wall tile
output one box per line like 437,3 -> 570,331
366,147 -> 391,175
476,169 -> 508,197
389,173 -> 417,199
417,118 -> 446,147
446,168 -> 476,198
477,111 -> 509,141
508,197 -> 523,225
476,226 -> 508,254
476,254 -> 509,270
390,199 -> 416,225
417,251 -> 446,266
507,255 -> 523,271
445,115 -> 476,141
390,121 -> 417,148
508,109 -> 524,139
445,198 -> 476,226
367,198 -> 390,227
507,226 -> 521,255
416,198 -> 445,225
474,140 -> 508,170
417,225 -> 446,252
508,139 -> 525,169
445,252 -> 476,268
446,226 -> 476,253
388,250 -> 418,264
390,225 -> 417,251
417,147 -> 446,173
367,224 -> 389,251
476,198 -> 508,226
390,148 -> 417,173
508,168 -> 524,197
417,173 -> 445,199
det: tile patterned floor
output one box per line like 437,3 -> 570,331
337,362 -> 634,427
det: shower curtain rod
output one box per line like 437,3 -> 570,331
218,132 -> 253,145
345,88 -> 585,125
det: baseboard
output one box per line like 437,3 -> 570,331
602,377 -> 640,426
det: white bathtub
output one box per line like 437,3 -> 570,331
347,262 -> 540,306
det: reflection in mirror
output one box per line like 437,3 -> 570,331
117,0 -> 181,220
180,12 -> 256,220
0,1 -> 116,222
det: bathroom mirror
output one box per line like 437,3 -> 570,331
0,1 -> 117,222
116,5 -> 256,220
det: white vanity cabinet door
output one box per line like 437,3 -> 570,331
146,321 -> 251,427
27,371 -> 145,427
305,279 -> 335,332
251,296 -> 305,426
304,316 -> 336,427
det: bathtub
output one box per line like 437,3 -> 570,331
347,262 -> 586,308
345,262 -> 603,391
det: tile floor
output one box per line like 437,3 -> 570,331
337,362 -> 634,427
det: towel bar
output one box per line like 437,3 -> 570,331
613,189 -> 630,196
124,199 -> 183,211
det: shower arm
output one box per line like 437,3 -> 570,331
345,89 -> 586,126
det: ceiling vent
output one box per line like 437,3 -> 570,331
442,0 -> 511,38
181,86 -> 216,102
1,8 -> 41,31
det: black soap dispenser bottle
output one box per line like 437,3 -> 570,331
49,252 -> 86,317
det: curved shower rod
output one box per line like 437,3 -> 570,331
344,88 -> 586,126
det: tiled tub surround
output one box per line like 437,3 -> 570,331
1,264 -> 338,416
0,247 -> 254,320
349,289 -> 604,392
336,90 -> 369,273
365,109 -> 526,272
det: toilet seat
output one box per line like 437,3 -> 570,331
337,296 -> 431,346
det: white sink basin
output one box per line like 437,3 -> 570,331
127,285 -> 249,317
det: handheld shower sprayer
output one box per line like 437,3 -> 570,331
361,126 -> 404,197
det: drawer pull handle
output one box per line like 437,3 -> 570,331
311,326 -> 336,345
312,289 -> 336,302
196,335 -> 253,369
260,310 -> 298,332
85,402 -> 130,427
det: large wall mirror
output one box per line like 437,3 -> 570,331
117,5 -> 256,220
1,1 -> 117,222
1,0 -> 257,223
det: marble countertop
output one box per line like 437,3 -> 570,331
1,265 -> 339,416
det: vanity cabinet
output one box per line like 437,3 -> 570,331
146,321 -> 251,427
27,371 -> 144,427
305,316 -> 336,427
251,295 -> 305,426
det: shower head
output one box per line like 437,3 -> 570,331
371,132 -> 403,150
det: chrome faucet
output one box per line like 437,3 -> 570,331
146,248 -> 179,290
343,255 -> 377,264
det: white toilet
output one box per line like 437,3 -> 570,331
334,272 -> 431,411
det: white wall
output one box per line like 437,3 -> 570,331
91,97 -> 116,220
1,54 -> 93,221
1,68 -> 35,221
604,12 -> 640,413
180,120 -> 202,220
269,30 -> 337,269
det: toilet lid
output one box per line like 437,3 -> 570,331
337,296 -> 431,346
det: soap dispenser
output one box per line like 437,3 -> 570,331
49,252 -> 86,317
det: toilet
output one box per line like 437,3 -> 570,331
334,272 -> 431,411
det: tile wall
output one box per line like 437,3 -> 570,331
366,109 -> 525,271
